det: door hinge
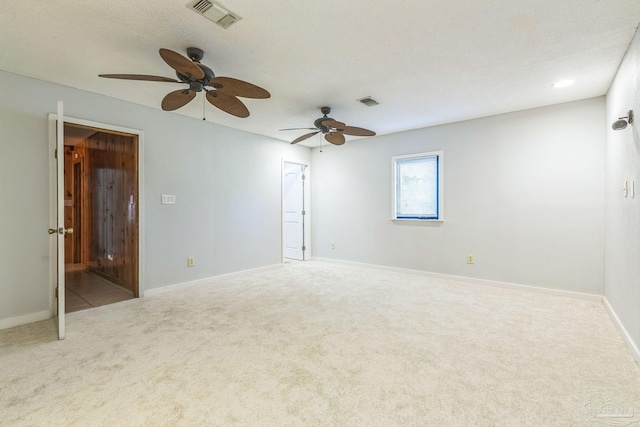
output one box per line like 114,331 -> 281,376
301,174 -> 306,181
55,287 -> 58,298
302,246 -> 306,251
302,210 -> 306,216
54,148 -> 58,159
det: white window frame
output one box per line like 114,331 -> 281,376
391,151 -> 444,221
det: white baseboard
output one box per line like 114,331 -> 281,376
144,263 -> 284,297
603,297 -> 640,365
0,310 -> 51,331
311,257 -> 602,301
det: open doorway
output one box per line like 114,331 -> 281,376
63,123 -> 139,312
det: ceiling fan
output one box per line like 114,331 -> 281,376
280,106 -> 376,145
99,47 -> 270,118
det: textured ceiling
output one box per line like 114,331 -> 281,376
1,1 -> 639,147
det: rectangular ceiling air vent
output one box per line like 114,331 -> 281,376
358,96 -> 379,107
188,0 -> 242,29
192,0 -> 212,13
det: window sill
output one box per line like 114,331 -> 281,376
391,218 -> 444,223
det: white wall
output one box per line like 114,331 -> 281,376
604,27 -> 640,357
0,70 -> 310,326
311,98 -> 605,294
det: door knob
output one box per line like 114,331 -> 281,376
48,228 -> 57,235
66,228 -> 74,234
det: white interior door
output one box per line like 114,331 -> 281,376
55,101 -> 66,340
283,162 -> 305,260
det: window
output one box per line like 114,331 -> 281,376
392,151 -> 443,220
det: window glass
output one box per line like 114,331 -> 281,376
392,152 -> 442,220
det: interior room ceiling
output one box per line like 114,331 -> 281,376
1,1 -> 639,147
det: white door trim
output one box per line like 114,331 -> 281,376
281,159 -> 311,262
47,115 -> 146,318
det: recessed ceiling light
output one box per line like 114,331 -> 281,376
552,79 -> 575,89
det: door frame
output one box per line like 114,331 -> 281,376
48,115 -> 146,317
281,159 -> 311,261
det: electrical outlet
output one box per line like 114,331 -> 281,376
331,242 -> 335,249
188,257 -> 195,267
467,254 -> 474,264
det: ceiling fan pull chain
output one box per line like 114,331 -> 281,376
203,93 -> 206,121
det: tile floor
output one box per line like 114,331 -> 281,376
65,265 -> 134,313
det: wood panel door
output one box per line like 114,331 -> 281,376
84,132 -> 139,296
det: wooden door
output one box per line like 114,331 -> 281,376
84,132 -> 139,296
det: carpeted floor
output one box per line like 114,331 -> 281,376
1,261 -> 639,426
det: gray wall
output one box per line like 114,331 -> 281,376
605,27 -> 640,356
0,70 -> 310,324
311,97 -> 605,294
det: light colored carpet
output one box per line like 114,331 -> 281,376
1,261 -> 639,426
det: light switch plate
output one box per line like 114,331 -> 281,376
161,194 -> 176,204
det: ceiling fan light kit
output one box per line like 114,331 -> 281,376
280,106 -> 376,146
99,47 -> 270,118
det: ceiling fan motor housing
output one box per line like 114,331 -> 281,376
315,107 -> 334,133
176,63 -> 215,85
314,116 -> 334,133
